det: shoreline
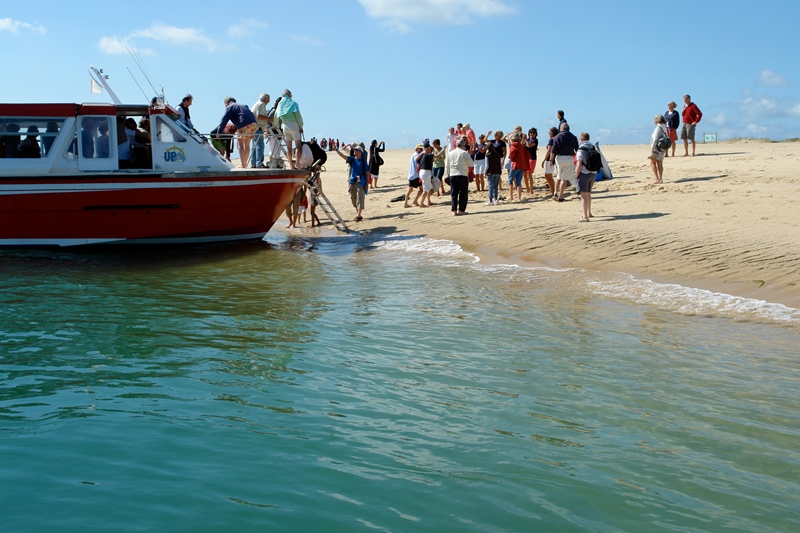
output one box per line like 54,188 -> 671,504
276,141 -> 800,310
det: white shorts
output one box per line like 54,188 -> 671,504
544,160 -> 554,174
473,159 -> 487,174
420,169 -> 433,192
281,121 -> 301,142
555,155 -> 576,186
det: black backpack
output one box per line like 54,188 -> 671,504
579,145 -> 603,172
656,135 -> 672,151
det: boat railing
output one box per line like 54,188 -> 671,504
213,127 -> 291,169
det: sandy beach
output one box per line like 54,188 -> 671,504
286,141 -> 800,309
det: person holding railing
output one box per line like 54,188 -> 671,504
215,97 -> 257,168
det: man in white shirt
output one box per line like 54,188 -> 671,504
250,93 -> 270,168
445,138 -> 475,215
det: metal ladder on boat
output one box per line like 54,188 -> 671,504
307,166 -> 349,232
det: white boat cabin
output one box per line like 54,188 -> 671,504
0,103 -> 234,176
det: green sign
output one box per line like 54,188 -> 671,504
704,133 -> 717,143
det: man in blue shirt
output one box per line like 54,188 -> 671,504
549,123 -> 579,202
335,144 -> 369,222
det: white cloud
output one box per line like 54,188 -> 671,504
0,17 -> 46,34
745,123 -> 768,135
228,19 -> 268,38
98,36 -> 155,56
758,69 -> 788,87
131,23 -> 225,52
358,0 -> 516,29
740,94 -> 795,119
710,112 -> 727,126
100,22 -> 232,56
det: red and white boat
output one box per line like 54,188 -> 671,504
0,73 -> 306,247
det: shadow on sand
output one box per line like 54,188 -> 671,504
674,175 -> 727,183
599,212 -> 669,221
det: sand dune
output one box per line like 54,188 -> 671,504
294,141 -> 800,308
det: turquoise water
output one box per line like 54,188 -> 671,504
1,233 -> 799,532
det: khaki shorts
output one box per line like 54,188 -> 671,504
282,121 -> 301,142
555,155 -> 576,186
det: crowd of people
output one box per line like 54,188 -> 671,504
176,89 -> 306,170
271,96 -> 703,228
318,138 -> 342,151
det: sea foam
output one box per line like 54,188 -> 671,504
373,236 -> 800,325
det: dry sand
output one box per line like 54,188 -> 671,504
286,141 -> 800,309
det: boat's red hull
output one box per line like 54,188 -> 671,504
0,170 -> 307,246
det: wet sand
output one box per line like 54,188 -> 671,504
287,141 -> 800,308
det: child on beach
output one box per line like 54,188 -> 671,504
299,190 -> 308,223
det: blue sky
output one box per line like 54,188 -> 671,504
2,0 -> 798,148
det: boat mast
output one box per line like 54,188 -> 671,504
88,66 -> 122,105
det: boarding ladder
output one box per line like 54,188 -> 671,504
307,164 -> 349,232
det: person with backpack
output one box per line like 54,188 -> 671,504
576,132 -> 600,222
649,114 -> 670,184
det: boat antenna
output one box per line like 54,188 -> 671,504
88,66 -> 122,105
127,67 -> 150,103
127,46 -> 163,104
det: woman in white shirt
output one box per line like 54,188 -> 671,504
648,114 -> 669,184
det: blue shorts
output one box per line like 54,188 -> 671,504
509,168 -> 524,186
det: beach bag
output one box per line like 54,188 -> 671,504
578,145 -> 603,172
655,125 -> 671,151
656,136 -> 672,151
377,153 -> 384,166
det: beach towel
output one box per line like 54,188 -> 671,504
276,97 -> 299,118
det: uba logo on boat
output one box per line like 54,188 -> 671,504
164,146 -> 187,163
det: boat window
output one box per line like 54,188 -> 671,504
155,116 -> 186,143
78,116 -> 113,159
0,117 -> 65,159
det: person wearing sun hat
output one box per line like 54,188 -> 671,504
334,143 -> 370,221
